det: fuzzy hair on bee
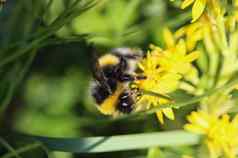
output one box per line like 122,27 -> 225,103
90,47 -> 145,116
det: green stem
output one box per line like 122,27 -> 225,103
146,76 -> 238,114
0,137 -> 22,158
1,143 -> 42,158
167,11 -> 191,28
142,90 -> 172,101
110,76 -> 238,122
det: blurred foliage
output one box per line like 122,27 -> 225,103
44,0 -> 190,47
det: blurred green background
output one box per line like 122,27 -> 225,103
0,0 -> 195,158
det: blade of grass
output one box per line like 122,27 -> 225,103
38,34 -> 90,47
0,0 -> 97,68
1,0 -> 95,52
0,137 -> 22,158
1,143 -> 42,158
0,50 -> 36,117
23,130 -> 200,153
39,144 -> 55,158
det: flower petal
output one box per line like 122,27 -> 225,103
162,108 -> 175,120
156,111 -> 164,124
176,39 -> 186,55
192,0 -> 206,22
185,50 -> 200,62
163,28 -> 175,48
181,0 -> 195,9
175,27 -> 186,39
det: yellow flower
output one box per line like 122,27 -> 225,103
175,14 -> 215,52
160,28 -> 200,75
175,20 -> 204,51
136,50 -> 179,124
135,28 -> 199,124
181,0 -> 207,22
157,40 -> 199,75
181,0 -> 222,22
185,111 -> 238,158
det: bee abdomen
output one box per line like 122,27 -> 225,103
92,86 -> 111,104
116,91 -> 134,113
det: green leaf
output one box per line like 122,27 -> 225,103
25,130 -> 200,153
144,76 -> 238,114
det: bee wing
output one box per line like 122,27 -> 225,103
111,48 -> 143,59
90,47 -> 112,94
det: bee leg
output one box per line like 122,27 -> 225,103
117,90 -> 134,113
135,75 -> 147,80
114,56 -> 128,78
119,74 -> 146,82
119,74 -> 134,82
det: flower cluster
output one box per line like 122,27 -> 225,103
135,28 -> 199,123
181,0 -> 223,22
177,0 -> 238,157
177,0 -> 238,90
185,111 -> 238,158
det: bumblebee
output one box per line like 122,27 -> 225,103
91,48 -> 145,116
